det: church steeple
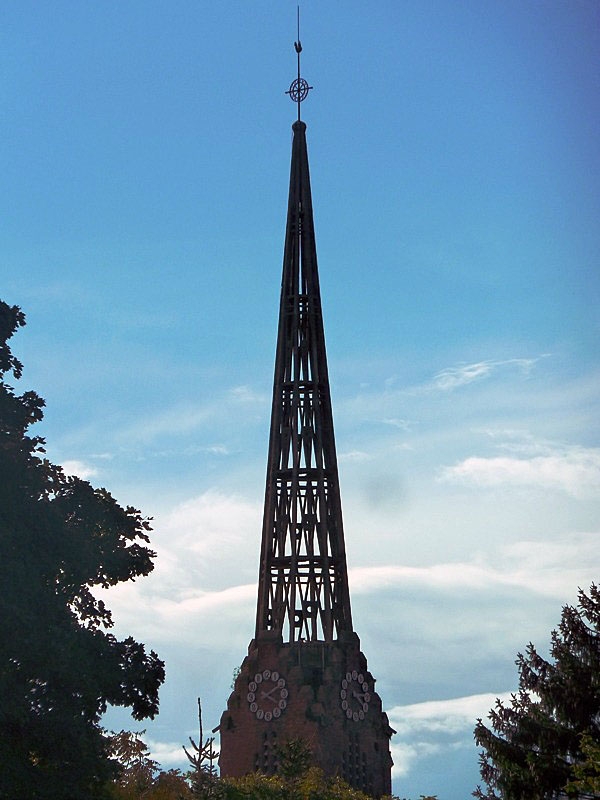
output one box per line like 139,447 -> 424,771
255,117 -> 353,644
217,38 -> 394,797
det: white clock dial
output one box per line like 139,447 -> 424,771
341,669 -> 370,721
247,669 -> 288,720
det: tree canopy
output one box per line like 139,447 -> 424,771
100,723 -> 442,800
474,584 -> 600,799
0,301 -> 165,799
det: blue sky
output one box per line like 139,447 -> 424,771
3,2 -> 600,797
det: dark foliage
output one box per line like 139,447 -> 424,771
474,584 -> 600,799
0,301 -> 165,800
272,737 -> 312,780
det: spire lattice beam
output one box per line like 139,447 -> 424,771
256,121 -> 353,643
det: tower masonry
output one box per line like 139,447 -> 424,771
218,48 -> 394,797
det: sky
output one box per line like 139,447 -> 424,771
2,1 -> 600,797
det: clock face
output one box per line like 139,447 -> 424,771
340,669 -> 370,722
247,669 -> 288,721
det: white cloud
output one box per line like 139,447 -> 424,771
61,459 -> 98,480
204,445 -> 229,455
335,355 -> 553,446
389,692 -> 514,736
433,361 -> 494,390
229,385 -> 268,405
440,445 -> 600,497
339,450 -> 372,462
388,692 -> 513,777
98,521 -> 598,655
157,491 -> 261,562
147,738 -> 189,767
390,739 -> 442,778
348,531 -> 600,599
97,578 -> 256,647
95,489 -> 598,793
382,418 -> 414,431
95,490 -> 261,646
432,358 -> 540,391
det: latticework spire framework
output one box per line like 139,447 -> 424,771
255,121 -> 353,643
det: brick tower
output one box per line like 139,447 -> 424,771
218,41 -> 394,797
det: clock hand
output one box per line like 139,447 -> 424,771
261,686 -> 279,702
352,691 -> 367,701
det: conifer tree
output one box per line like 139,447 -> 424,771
474,584 -> 600,799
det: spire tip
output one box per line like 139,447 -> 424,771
285,8 -> 312,120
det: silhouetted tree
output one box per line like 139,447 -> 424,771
0,301 -> 165,799
474,584 -> 600,799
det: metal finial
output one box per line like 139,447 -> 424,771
285,6 -> 313,120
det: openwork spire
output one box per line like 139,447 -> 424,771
255,120 -> 353,643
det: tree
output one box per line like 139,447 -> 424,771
184,698 -> 219,798
218,767 -> 377,800
107,730 -> 161,797
106,730 -> 192,800
0,301 -> 165,799
565,734 -> 600,797
275,738 -> 313,780
218,767 -> 434,800
474,584 -> 600,799
105,729 -> 432,800
213,737 -> 421,800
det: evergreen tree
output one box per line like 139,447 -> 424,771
0,302 -> 165,799
474,584 -> 600,799
565,734 -> 600,797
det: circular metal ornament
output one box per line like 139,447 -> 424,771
288,77 -> 310,103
